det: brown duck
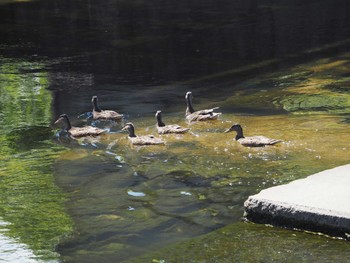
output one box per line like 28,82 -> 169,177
92,96 -> 123,120
55,114 -> 105,137
225,124 -> 282,147
185,91 -> 221,122
122,122 -> 165,145
155,110 -> 190,134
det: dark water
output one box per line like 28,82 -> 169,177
1,0 -> 350,86
1,0 -> 350,262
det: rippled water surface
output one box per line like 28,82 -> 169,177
51,56 -> 350,262
1,0 -> 350,262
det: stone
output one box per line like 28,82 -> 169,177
244,164 -> 350,239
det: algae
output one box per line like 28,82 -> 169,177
129,222 -> 350,263
0,60 -> 74,261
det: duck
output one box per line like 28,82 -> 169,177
55,114 -> 106,137
91,96 -> 123,120
122,122 -> 165,145
185,91 -> 221,122
155,110 -> 190,134
224,123 -> 282,147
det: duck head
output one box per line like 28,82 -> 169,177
54,114 -> 72,130
122,122 -> 136,137
185,91 -> 192,100
224,124 -> 242,133
155,110 -> 162,118
55,114 -> 68,124
224,123 -> 244,140
91,95 -> 98,103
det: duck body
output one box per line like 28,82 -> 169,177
186,108 -> 221,122
55,114 -> 105,137
157,124 -> 190,134
236,136 -> 282,147
122,122 -> 165,145
185,91 -> 221,122
129,135 -> 165,145
92,96 -> 123,120
225,124 -> 282,147
155,110 -> 190,134
67,126 -> 106,137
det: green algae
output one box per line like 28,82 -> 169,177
279,93 -> 350,113
129,222 -> 350,263
220,56 -> 350,115
275,57 -> 350,114
0,59 -> 73,261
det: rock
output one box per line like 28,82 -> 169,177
244,164 -> 350,239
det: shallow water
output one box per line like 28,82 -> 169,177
1,56 -> 349,262
52,57 -> 349,262
1,0 -> 350,262
0,219 -> 46,263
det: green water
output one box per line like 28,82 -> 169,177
0,53 -> 350,262
133,222 -> 350,263
55,54 -> 349,262
0,60 -> 73,261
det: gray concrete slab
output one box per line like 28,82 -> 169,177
244,164 -> 350,239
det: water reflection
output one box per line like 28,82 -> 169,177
0,59 -> 73,261
0,219 -> 46,263
1,0 -> 350,85
1,0 -> 350,261
0,52 -> 349,262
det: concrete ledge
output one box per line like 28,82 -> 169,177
244,164 -> 350,239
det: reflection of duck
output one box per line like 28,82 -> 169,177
225,124 -> 282,147
185,91 -> 221,122
55,114 -> 105,137
155,110 -> 190,134
122,122 -> 165,145
92,96 -> 123,120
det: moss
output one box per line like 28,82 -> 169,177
129,222 -> 350,263
279,93 -> 350,113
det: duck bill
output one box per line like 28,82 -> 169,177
54,118 -> 62,124
121,126 -> 128,131
224,128 -> 231,133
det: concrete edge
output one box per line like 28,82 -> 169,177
244,197 -> 350,239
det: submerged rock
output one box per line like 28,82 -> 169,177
279,93 -> 350,114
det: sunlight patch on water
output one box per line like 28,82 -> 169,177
127,190 -> 146,197
0,220 -> 52,263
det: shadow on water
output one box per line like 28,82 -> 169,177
0,0 -> 350,262
1,0 -> 350,86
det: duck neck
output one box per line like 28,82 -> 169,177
64,116 -> 72,130
235,128 -> 244,140
156,114 -> 165,127
92,99 -> 102,112
186,96 -> 195,114
128,126 -> 137,137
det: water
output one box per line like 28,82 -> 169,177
1,0 -> 350,262
0,219 -> 48,263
